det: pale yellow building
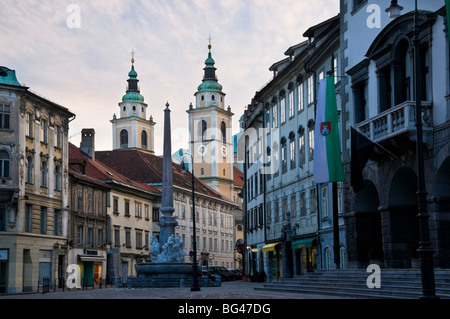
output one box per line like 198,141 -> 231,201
0,66 -> 75,293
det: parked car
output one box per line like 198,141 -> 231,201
208,266 -> 235,281
229,268 -> 243,280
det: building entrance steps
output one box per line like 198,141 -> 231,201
255,269 -> 450,299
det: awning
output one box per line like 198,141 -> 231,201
291,238 -> 315,250
78,255 -> 106,262
262,242 -> 279,252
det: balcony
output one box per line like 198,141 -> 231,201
356,100 -> 433,154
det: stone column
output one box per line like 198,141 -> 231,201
159,103 -> 178,246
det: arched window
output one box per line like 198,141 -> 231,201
141,130 -> 148,150
0,151 -> 10,178
197,120 -> 207,141
221,121 -> 226,144
120,129 -> 128,149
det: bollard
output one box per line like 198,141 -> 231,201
180,278 -> 185,288
115,276 -> 121,288
215,275 -> 221,287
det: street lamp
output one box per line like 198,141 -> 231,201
387,0 -> 437,299
179,149 -> 201,291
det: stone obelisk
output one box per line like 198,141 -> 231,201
159,102 -> 177,246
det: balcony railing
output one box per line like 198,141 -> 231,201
356,100 -> 433,144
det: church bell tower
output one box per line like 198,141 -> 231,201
187,41 -> 234,200
111,51 -> 156,152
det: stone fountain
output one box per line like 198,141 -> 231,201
126,103 -> 209,288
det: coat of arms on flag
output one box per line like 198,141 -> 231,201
320,122 -> 331,136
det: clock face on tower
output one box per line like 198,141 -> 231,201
221,145 -> 227,157
197,144 -> 207,157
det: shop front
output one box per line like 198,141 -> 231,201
78,251 -> 106,287
262,242 -> 281,281
291,238 -> 317,275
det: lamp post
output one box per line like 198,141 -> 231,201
180,150 -> 200,291
386,0 -> 437,298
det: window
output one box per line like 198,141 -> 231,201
88,192 -> 93,212
135,202 -> 142,218
25,204 -> 33,232
297,82 -> 304,112
322,186 -> 328,218
152,208 -> 160,222
0,204 -> 7,231
77,225 -> 83,245
333,55 -> 338,84
54,209 -> 61,236
308,121 -> 314,160
97,194 -> 103,214
310,187 -> 317,215
273,141 -> 279,177
136,230 -> 143,249
26,156 -> 33,184
87,228 -> 93,247
280,97 -> 286,124
145,204 -> 149,220
272,104 -> 277,128
40,207 -> 47,234
114,226 -> 120,247
113,197 -> 118,214
221,121 -> 226,143
41,161 -> 48,187
0,104 -> 10,129
298,127 -> 305,167
120,129 -> 128,149
354,81 -> 367,123
289,134 -> 295,169
41,119 -> 48,143
198,120 -> 208,141
97,229 -> 103,247
281,139 -> 287,174
124,199 -> 130,216
274,200 -> 279,222
27,113 -> 33,137
0,151 -> 10,178
307,75 -> 314,105
300,191 -> 306,216
282,197 -> 287,220
289,90 -> 294,118
141,130 -> 148,150
55,126 -> 61,148
54,165 -> 61,191
125,228 -> 131,248
77,189 -> 83,210
291,195 -> 297,218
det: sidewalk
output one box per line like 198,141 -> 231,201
0,280 -> 352,299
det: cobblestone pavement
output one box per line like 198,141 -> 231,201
0,280 -> 351,299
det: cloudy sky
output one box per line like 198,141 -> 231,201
1,0 -> 339,155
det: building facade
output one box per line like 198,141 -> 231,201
0,66 -> 74,293
340,0 -> 450,269
242,15 -> 345,280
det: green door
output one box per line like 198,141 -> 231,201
84,262 -> 94,287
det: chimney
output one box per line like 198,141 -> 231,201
80,128 -> 95,160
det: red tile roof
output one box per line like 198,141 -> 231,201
69,143 -> 161,196
233,166 -> 244,188
95,149 -> 235,205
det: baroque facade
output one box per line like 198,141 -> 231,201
341,0 -> 450,269
0,66 -> 74,293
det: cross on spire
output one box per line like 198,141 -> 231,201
207,34 -> 212,50
131,49 -> 135,64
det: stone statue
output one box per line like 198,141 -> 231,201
151,235 -> 185,263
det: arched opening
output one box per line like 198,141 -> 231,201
221,121 -> 226,144
435,157 -> 450,267
141,130 -> 148,150
197,120 -> 207,141
355,180 -> 383,266
120,129 -> 129,149
388,167 -> 420,268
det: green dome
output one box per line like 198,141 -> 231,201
128,65 -> 138,78
122,91 -> 145,103
198,80 -> 223,92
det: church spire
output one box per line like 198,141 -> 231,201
122,49 -> 144,103
198,38 -> 222,93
